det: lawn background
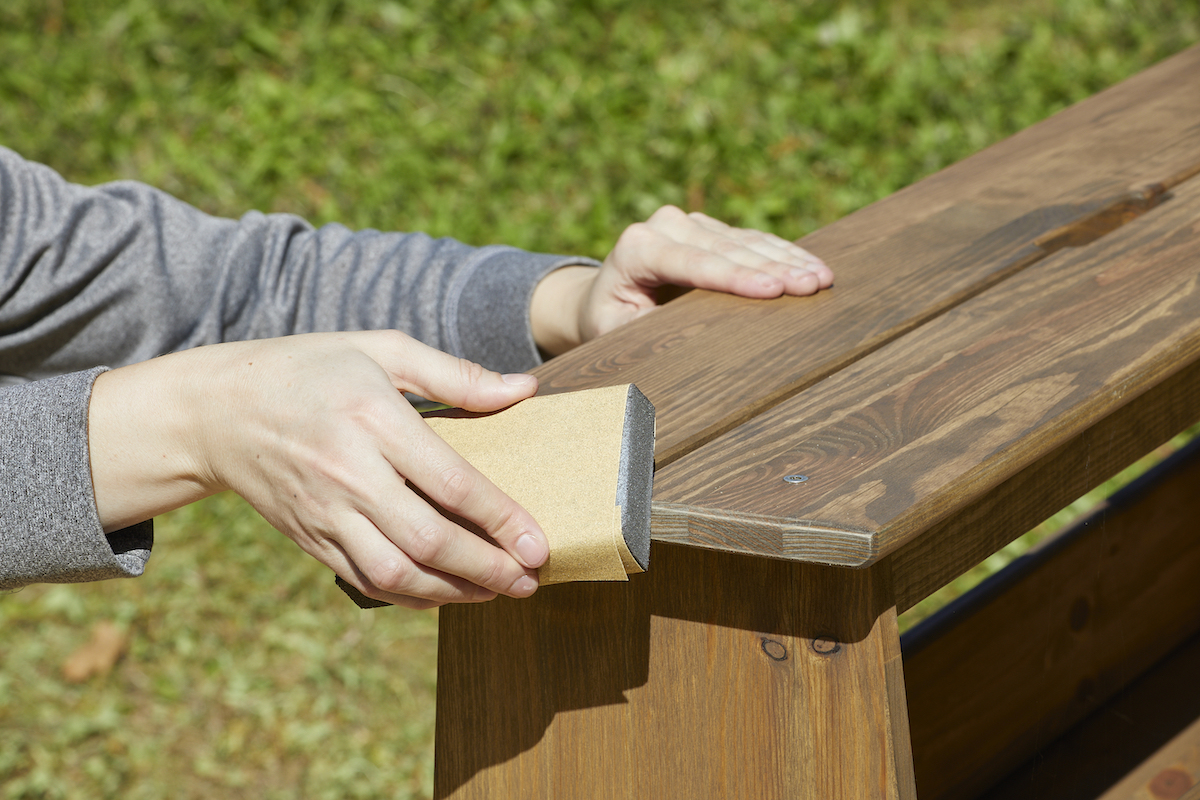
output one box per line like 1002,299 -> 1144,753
1,1 -> 1197,797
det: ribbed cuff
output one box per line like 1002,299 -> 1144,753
447,247 -> 599,374
0,367 -> 152,589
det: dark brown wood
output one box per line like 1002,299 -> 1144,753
892,354 -> 1200,612
531,45 -> 1200,469
433,46 -> 1200,800
435,545 -> 914,799
977,630 -> 1200,800
651,161 -> 1200,569
902,441 -> 1200,800
1097,717 -> 1200,800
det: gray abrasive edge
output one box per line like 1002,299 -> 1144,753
618,383 -> 655,572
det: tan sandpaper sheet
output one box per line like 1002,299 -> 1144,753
424,384 -> 642,584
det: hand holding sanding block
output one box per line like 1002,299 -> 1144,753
336,383 -> 655,608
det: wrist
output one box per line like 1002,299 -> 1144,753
530,266 -> 596,356
88,350 -> 225,531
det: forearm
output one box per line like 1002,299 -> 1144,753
0,146 -> 598,380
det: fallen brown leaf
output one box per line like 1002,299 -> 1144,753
61,621 -> 128,683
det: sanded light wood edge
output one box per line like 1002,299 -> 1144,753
650,502 -> 876,566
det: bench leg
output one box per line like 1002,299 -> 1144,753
435,543 -> 915,799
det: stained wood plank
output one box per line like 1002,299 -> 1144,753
650,159 -> 1200,569
902,440 -> 1200,799
890,353 -> 1200,611
435,546 -> 914,800
531,44 -> 1200,468
1099,715 -> 1200,800
978,631 -> 1200,800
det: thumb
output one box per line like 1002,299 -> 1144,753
364,331 -> 539,411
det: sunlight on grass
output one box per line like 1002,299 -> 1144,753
1,1 -> 1196,796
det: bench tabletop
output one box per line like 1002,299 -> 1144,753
531,43 -> 1200,581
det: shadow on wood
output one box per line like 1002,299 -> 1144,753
981,631 -> 1200,800
435,543 -> 908,799
904,437 -> 1200,799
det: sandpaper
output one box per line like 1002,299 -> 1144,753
337,384 -> 655,608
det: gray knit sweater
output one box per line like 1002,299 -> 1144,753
0,146 -> 597,589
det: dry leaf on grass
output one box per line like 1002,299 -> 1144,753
61,621 -> 128,683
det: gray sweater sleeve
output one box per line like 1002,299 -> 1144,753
0,146 -> 599,588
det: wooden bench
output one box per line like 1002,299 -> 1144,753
433,44 -> 1200,799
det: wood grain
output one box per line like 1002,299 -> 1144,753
902,441 -> 1200,799
891,352 -> 1200,612
651,158 -> 1200,569
435,545 -> 914,799
531,45 -> 1200,469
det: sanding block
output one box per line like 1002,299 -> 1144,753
337,383 -> 655,608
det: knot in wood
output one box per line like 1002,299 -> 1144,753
760,638 -> 789,661
1149,767 -> 1193,800
1068,596 -> 1090,632
811,637 -> 841,656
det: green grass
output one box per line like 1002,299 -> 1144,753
1,1 -> 1197,797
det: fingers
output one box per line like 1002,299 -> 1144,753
316,523 -> 488,611
640,205 -> 833,297
360,331 -> 539,412
330,478 -> 541,607
205,331 -> 550,608
351,334 -> 551,578
387,404 -> 549,572
284,394 -> 545,606
686,210 -> 834,289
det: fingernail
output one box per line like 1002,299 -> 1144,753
515,533 -> 548,567
510,575 -> 538,596
788,267 -> 815,281
754,272 -> 781,289
502,373 -> 536,386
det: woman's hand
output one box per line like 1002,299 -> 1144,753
88,330 -> 548,609
531,205 -> 833,355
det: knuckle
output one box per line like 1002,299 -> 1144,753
363,556 -> 415,595
406,519 -> 450,565
402,597 -> 444,611
620,221 -> 654,246
736,230 -> 765,245
475,552 -> 511,590
434,464 -> 474,508
455,357 -> 487,387
348,395 -> 393,434
376,328 -> 412,352
711,237 -> 741,255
